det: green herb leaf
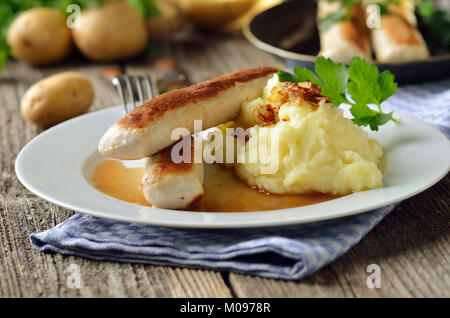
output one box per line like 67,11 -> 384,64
277,57 -> 350,106
378,70 -> 398,104
351,107 -> 394,131
277,69 -> 300,83
314,56 -> 349,106
347,58 -> 382,105
0,50 -> 7,70
417,0 -> 434,19
277,56 -> 398,131
125,0 -> 160,18
347,57 -> 398,109
293,67 -> 323,86
319,8 -> 346,31
424,8 -> 450,47
277,67 -> 322,85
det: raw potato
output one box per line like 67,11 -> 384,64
21,72 -> 94,127
7,8 -> 72,65
177,0 -> 255,30
72,2 -> 147,62
147,0 -> 186,39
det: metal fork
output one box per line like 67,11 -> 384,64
112,75 -> 155,114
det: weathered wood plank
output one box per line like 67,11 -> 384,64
229,174 -> 450,298
0,59 -> 231,298
0,59 -> 121,197
125,34 -> 285,83
1,32 -> 448,298
0,196 -> 232,297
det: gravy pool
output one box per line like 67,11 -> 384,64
91,160 -> 343,212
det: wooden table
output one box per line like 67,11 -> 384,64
0,33 -> 449,298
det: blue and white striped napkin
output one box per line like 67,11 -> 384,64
30,78 -> 450,280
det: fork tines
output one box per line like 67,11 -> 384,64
112,75 -> 154,114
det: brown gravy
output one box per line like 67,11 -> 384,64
91,160 -> 343,212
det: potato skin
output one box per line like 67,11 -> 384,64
7,8 -> 72,65
21,72 -> 94,127
177,0 -> 255,30
72,2 -> 147,62
147,0 -> 186,40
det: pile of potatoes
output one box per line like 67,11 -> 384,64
7,0 -> 185,64
9,1 -> 185,127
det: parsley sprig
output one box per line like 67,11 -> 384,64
278,56 -> 398,131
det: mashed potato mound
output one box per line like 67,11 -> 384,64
234,74 -> 383,195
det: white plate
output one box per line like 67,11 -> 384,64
15,106 -> 450,228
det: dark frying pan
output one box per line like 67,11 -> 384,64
244,0 -> 450,84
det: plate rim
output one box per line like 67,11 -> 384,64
15,106 -> 450,229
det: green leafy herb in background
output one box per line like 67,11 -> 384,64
0,0 -> 160,71
278,56 -> 398,131
415,0 -> 450,46
319,0 -> 400,30
126,0 -> 160,18
319,7 -> 347,31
